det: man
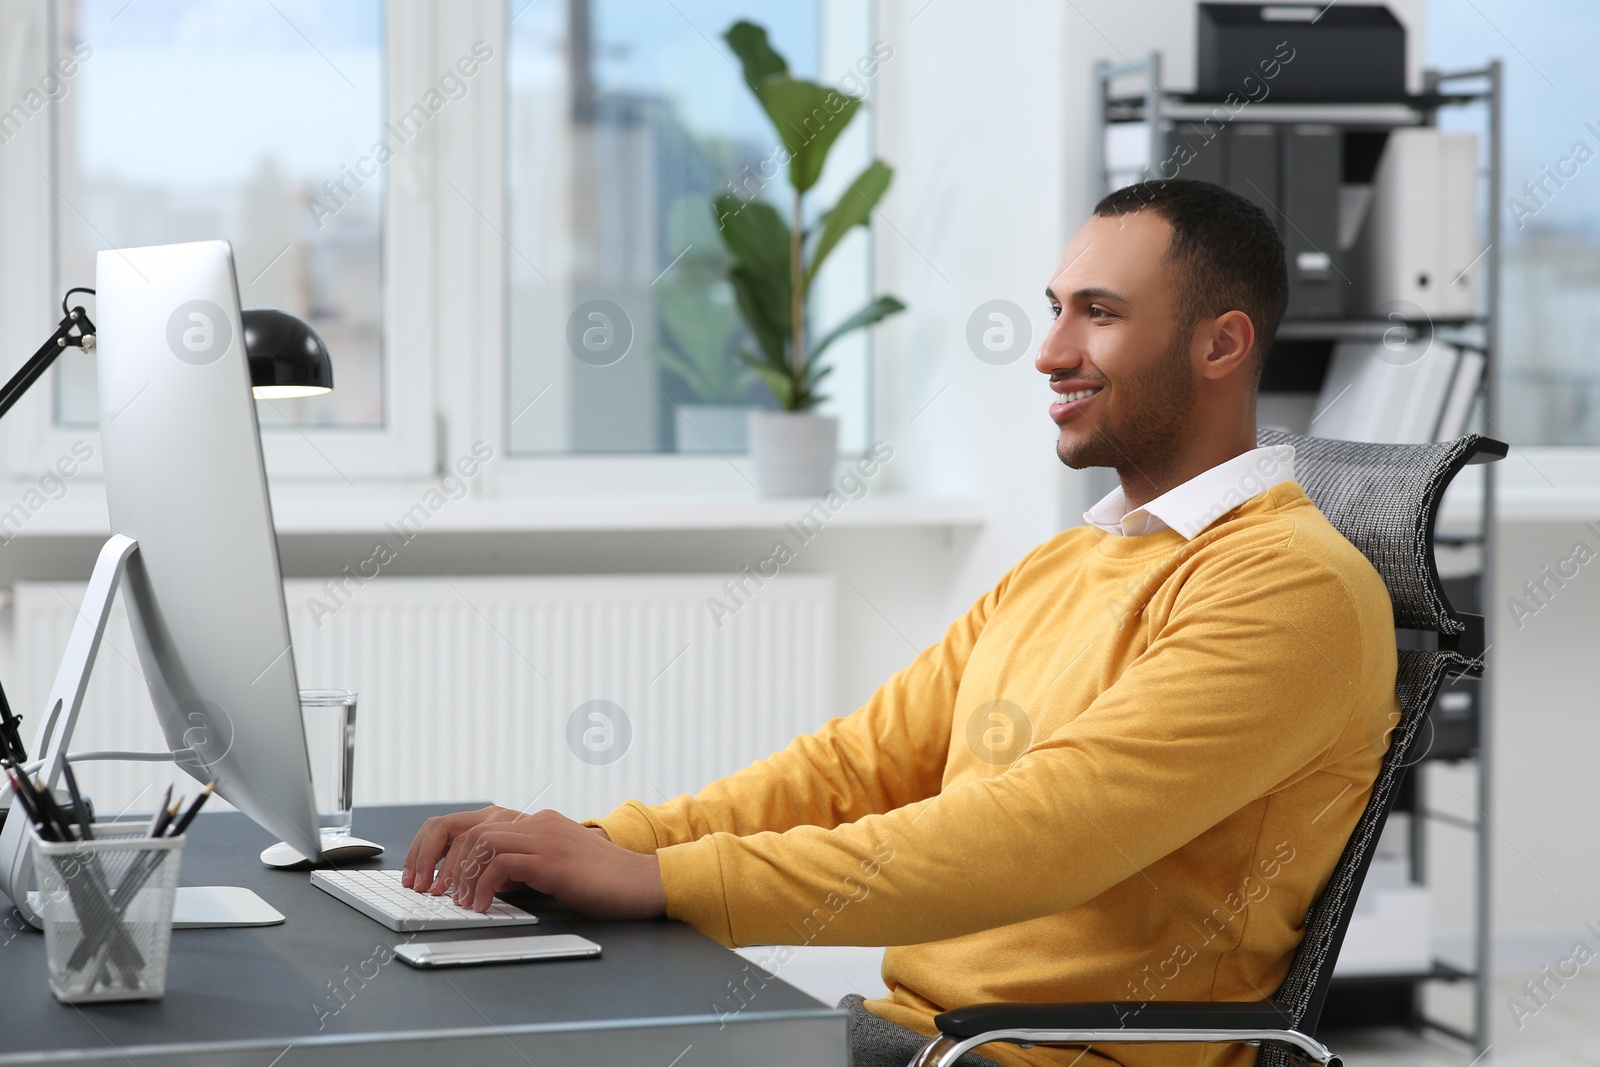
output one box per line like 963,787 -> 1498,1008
402,179 -> 1399,1067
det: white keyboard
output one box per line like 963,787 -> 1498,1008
311,869 -> 540,932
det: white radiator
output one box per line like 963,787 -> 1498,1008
12,574 -> 836,826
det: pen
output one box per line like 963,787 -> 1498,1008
165,780 -> 215,838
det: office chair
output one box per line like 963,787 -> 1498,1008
895,428 -> 1508,1067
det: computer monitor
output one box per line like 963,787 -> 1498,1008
0,240 -> 322,926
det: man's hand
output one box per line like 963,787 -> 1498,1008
402,807 -> 662,920
403,804 -> 525,893
402,805 -> 609,892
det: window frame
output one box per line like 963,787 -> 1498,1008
0,0 -> 434,483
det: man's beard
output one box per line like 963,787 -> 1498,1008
1055,331 -> 1196,477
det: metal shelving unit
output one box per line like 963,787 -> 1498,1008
1090,55 -> 1502,1056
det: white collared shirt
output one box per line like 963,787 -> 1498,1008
1084,444 -> 1297,540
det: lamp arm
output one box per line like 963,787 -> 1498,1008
0,306 -> 96,423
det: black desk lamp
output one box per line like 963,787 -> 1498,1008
242,307 -> 335,400
0,289 -> 333,421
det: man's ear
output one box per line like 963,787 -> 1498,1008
1194,309 -> 1256,381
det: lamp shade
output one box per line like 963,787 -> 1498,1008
242,309 -> 333,399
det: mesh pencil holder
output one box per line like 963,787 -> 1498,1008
29,822 -> 185,1003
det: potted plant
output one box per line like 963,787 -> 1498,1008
717,20 -> 906,496
653,197 -> 753,453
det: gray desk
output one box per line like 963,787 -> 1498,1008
0,804 -> 847,1066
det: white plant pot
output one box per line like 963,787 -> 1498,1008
675,405 -> 750,453
748,411 -> 838,497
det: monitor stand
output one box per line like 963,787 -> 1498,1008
173,886 -> 285,927
17,886 -> 285,928
0,535 -> 284,930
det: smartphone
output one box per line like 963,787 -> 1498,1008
395,933 -> 602,968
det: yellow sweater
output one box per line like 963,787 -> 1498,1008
593,481 -> 1398,1067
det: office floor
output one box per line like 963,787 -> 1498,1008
1327,971 -> 1600,1065
742,949 -> 1600,1065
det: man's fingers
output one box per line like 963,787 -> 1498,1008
452,835 -> 496,904
415,813 -> 476,892
431,825 -> 481,895
455,829 -> 551,908
434,812 -> 525,894
403,813 -> 463,889
403,806 -> 511,891
401,815 -> 438,884
468,852 -> 540,912
452,829 -> 518,904
444,827 -> 496,897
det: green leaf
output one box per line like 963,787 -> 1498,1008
659,284 -> 734,367
806,160 -> 892,287
715,196 -> 791,372
755,79 -> 861,193
727,265 -> 788,367
713,194 -> 790,281
653,281 -> 747,405
808,295 -> 907,364
738,351 -> 798,410
724,21 -> 788,88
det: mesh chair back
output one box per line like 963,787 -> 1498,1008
1247,429 -> 1499,1063
1256,428 -> 1496,635
1254,648 -> 1473,1066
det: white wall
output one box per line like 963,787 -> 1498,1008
868,0 -> 1083,633
1463,517 -> 1600,963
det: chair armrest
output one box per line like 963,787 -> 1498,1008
934,1000 -> 1294,1038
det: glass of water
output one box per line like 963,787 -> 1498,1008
299,690 -> 358,840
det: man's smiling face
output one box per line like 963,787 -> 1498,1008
1036,208 -> 1198,479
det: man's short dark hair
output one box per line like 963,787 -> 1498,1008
1093,178 -> 1287,383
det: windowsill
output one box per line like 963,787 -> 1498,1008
0,482 -> 987,539
12,444 -> 1597,539
268,488 -> 986,534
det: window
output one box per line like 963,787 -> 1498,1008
0,0 -> 873,489
504,0 -> 873,456
1429,0 -> 1600,446
53,0 -> 385,431
0,0 -> 434,481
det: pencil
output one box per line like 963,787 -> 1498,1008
166,780 -> 215,838
150,797 -> 181,839
145,784 -> 173,839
